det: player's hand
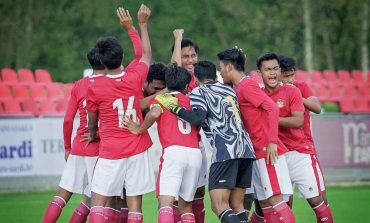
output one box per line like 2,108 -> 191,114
137,4 -> 151,24
124,115 -> 141,134
173,29 -> 184,40
64,152 -> 70,162
155,94 -> 181,114
116,7 -> 134,30
266,143 -> 278,165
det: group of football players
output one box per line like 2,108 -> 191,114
42,3 -> 334,223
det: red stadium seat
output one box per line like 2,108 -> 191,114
339,98 -> 356,113
21,99 -> 39,116
18,68 -> 35,84
35,69 -> 52,83
358,84 -> 370,97
312,85 -> 330,102
0,84 -> 12,101
47,84 -> 64,100
2,100 -> 22,113
343,85 -> 358,97
63,83 -> 74,99
295,70 -> 309,83
12,85 -> 30,100
55,98 -> 69,113
1,68 -> 18,84
323,70 -> 337,82
352,70 -> 364,82
39,99 -> 63,116
338,70 -> 352,82
29,85 -> 47,101
310,70 -> 323,83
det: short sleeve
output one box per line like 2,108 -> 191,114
239,78 -> 269,108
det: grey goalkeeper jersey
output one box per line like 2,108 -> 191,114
190,81 -> 255,163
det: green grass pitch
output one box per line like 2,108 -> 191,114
0,186 -> 368,222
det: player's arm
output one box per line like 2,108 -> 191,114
138,4 -> 151,66
62,85 -> 78,161
279,87 -> 305,128
303,96 -> 321,114
278,111 -> 304,128
170,29 -> 184,65
139,88 -> 168,112
125,104 -> 161,134
116,7 -> 142,69
87,111 -> 99,142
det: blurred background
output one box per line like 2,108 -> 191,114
0,0 -> 368,82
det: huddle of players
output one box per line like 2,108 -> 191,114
41,3 -> 335,223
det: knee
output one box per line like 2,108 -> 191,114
308,196 -> 324,208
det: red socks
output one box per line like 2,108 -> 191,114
250,211 -> 265,223
127,212 -> 143,223
69,202 -> 90,223
158,206 -> 174,223
89,206 -> 106,223
120,208 -> 128,223
313,202 -> 334,223
273,201 -> 296,223
42,196 -> 66,223
192,198 -> 205,223
181,213 -> 196,223
173,205 -> 181,223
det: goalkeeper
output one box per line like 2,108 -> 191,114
156,61 -> 256,223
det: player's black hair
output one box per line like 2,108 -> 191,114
94,36 -> 123,70
86,47 -> 105,70
171,38 -> 199,53
165,64 -> 192,92
147,63 -> 167,84
217,48 -> 246,72
194,61 -> 217,81
278,55 -> 296,72
256,53 -> 280,70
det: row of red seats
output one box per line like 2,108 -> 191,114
249,70 -> 370,113
1,68 -> 53,84
0,83 -> 73,102
0,98 -> 68,117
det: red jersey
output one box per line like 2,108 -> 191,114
294,81 -> 314,142
188,73 -> 197,92
150,93 -> 199,149
236,77 -> 288,159
63,75 -> 102,156
266,84 -> 315,154
86,63 -> 152,159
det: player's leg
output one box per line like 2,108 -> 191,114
253,156 -> 296,223
125,150 -> 156,223
249,200 -> 265,223
191,140 -> 208,223
230,158 -> 254,222
158,195 -> 176,223
208,159 -> 241,223
43,154 -> 87,223
69,155 -> 98,223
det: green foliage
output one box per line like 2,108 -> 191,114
0,0 -> 368,82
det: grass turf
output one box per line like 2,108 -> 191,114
0,186 -> 369,222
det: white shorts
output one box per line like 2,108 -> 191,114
59,155 -> 98,197
252,155 -> 293,201
285,151 -> 326,199
157,146 -> 202,202
245,187 -> 255,195
91,150 -> 155,196
197,139 -> 208,188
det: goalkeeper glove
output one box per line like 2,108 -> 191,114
155,93 -> 182,115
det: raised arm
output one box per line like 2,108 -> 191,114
116,7 -> 142,69
138,4 -> 152,66
170,29 -> 184,65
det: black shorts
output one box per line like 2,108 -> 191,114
208,158 -> 254,191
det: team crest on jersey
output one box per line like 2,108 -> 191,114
277,99 -> 285,108
309,187 -> 313,192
